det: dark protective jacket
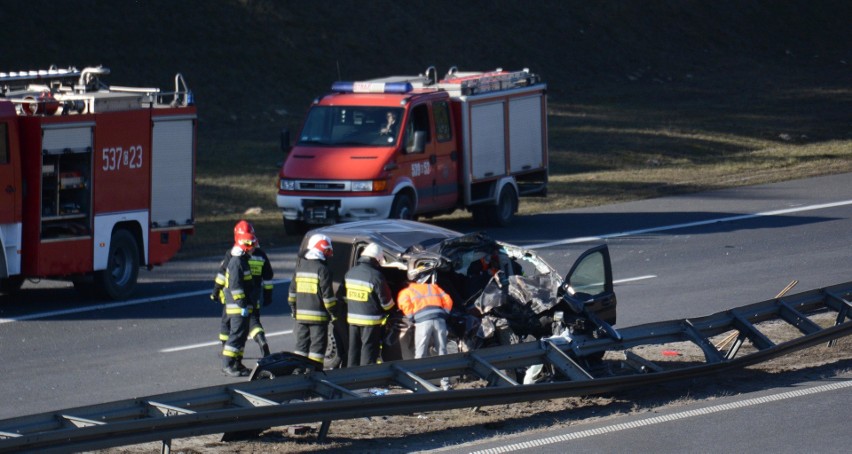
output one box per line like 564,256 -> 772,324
247,248 -> 274,305
222,248 -> 255,314
288,255 -> 337,324
213,248 -> 273,306
344,256 -> 394,326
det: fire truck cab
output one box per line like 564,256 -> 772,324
0,66 -> 196,300
277,67 -> 548,234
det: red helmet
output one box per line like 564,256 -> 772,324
234,220 -> 258,248
234,220 -> 255,237
234,230 -> 257,252
307,233 -> 333,258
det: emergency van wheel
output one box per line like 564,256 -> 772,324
0,276 -> 25,295
390,193 -> 414,220
489,185 -> 517,227
95,229 -> 139,300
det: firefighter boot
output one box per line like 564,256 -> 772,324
222,358 -> 244,377
256,332 -> 271,357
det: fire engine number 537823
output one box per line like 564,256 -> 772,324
0,66 -> 197,300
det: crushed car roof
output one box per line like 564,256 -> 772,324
305,220 -> 463,255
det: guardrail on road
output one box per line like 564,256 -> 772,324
0,281 -> 850,453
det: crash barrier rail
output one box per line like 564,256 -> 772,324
0,281 -> 850,453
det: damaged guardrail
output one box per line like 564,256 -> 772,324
0,281 -> 850,453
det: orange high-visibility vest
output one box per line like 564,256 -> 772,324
397,282 -> 453,322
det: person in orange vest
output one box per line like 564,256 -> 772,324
397,260 -> 454,390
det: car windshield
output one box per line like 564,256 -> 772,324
298,106 -> 405,146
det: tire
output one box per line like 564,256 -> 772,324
487,185 -> 517,227
389,193 -> 414,220
0,276 -> 25,295
255,369 -> 276,380
283,218 -> 305,236
324,323 -> 343,369
95,229 -> 139,300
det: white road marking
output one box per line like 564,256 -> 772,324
526,199 -> 852,249
0,279 -> 290,325
159,329 -> 294,353
4,198 -> 850,325
614,275 -> 656,284
454,380 -> 852,454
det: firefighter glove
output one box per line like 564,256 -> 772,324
210,289 -> 221,303
289,303 -> 296,319
240,307 -> 249,317
263,289 -> 273,307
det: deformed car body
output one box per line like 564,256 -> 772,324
292,220 -> 617,368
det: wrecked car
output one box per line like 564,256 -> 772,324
289,220 -> 617,368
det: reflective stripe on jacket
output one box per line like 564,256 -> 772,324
223,248 -> 255,313
397,282 -> 452,323
288,256 -> 336,324
344,257 -> 394,326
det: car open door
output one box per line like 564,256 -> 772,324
563,244 -> 617,326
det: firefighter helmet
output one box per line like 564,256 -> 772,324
360,243 -> 383,261
234,230 -> 257,252
234,220 -> 255,237
233,220 -> 257,250
307,233 -> 333,258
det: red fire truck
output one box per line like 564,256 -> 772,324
276,67 -> 548,234
0,66 -> 196,300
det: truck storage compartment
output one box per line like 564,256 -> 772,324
40,123 -> 93,239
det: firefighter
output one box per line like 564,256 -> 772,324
397,261 -> 454,390
344,243 -> 394,366
288,233 -> 337,367
217,228 -> 257,377
379,111 -> 397,135
211,220 -> 273,358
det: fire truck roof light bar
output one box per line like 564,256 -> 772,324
331,81 -> 413,94
0,67 -> 82,83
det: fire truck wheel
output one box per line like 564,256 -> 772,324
390,193 -> 414,220
0,276 -> 25,295
95,229 -> 140,300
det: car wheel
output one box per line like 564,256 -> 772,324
324,325 -> 343,369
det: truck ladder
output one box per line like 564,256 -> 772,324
0,281 -> 849,453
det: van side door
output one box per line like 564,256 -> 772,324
398,102 -> 438,212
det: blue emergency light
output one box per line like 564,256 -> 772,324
331,81 -> 413,94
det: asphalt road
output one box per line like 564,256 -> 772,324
1,173 -> 850,451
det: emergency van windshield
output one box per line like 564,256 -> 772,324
298,106 -> 404,147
